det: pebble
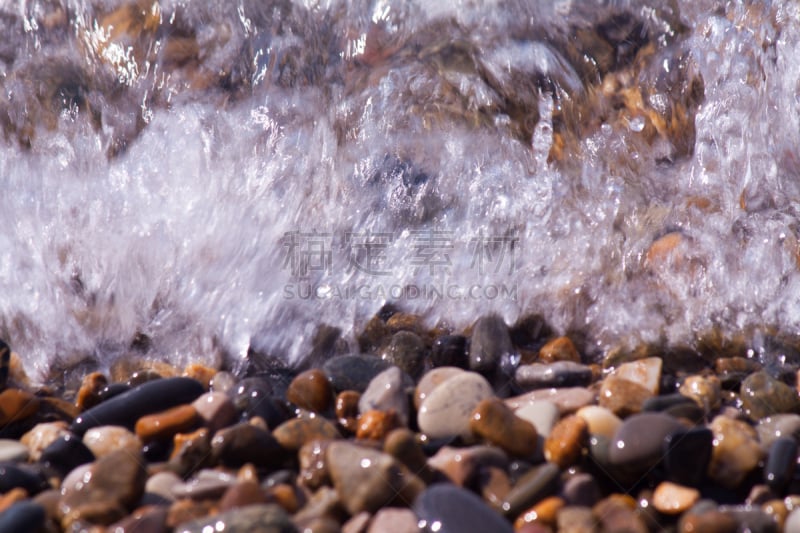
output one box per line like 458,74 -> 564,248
708,415 -> 764,489
0,388 -> 39,426
0,439 -> 28,462
0,501 -> 46,532
209,371 -> 237,394
506,387 -> 594,415
82,425 -> 142,457
556,506 -> 596,533
415,483 -> 514,533
663,427 -> 713,487
135,404 -> 199,443
323,355 -> 392,393
593,495 -> 648,533
380,331 -> 426,379
298,440 -> 332,490
356,409 -> 402,440
478,466 -> 512,509
231,377 -> 289,429
70,377 -> 205,435
786,508 -> 800,533
335,390 -> 361,433
642,392 -> 706,422
169,428 -> 212,476
538,336 -> 581,363
599,375 -> 653,417
608,412 -> 684,470
741,371 -> 800,420
430,335 -> 468,368
367,508 -> 419,533
39,434 -> 95,477
652,481 -> 700,514
211,422 -> 284,468
20,422 -> 70,462
414,366 -> 464,410
418,371 -> 494,439
145,471 -> 183,502
679,374 -> 722,412
501,462 -> 560,519
182,363 -> 217,389
384,428 -> 434,482
427,445 -> 508,486
59,449 -> 147,527
108,506 -> 169,533
326,441 -> 423,514
764,437 -> 797,493
612,357 -> 662,394
273,416 -> 341,451
287,369 -> 334,414
75,371 -> 108,411
544,415 -> 588,468
0,463 -> 48,495
514,495 -> 564,529
758,414 -> 800,449
469,314 -> 514,374
174,504 -> 297,533
171,469 -> 237,500
191,391 -> 237,434
359,366 -> 410,425
515,361 -> 593,390
470,397 -> 538,457
678,506 -> 739,533
561,473 -> 602,507
515,400 -> 559,437
575,405 -> 622,439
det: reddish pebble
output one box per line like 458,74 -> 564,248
470,398 -> 538,457
287,369 -> 334,414
544,415 -> 588,469
135,404 -> 199,443
0,388 -> 39,426
335,390 -> 361,434
538,337 -> 581,363
356,409 -> 402,441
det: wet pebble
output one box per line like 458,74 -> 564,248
417,371 -> 494,439
356,409 -> 402,440
599,375 -> 653,417
708,415 -> 764,489
544,414 -> 588,468
145,471 -> 183,502
20,422 -> 70,462
430,335 -> 468,368
231,377 -> 290,429
367,508 -> 419,533
575,405 -> 622,439
608,412 -> 684,470
135,404 -> 199,443
39,434 -> 94,477
273,416 -> 341,452
172,469 -> 237,500
75,372 -> 108,411
359,366 -> 410,425
174,504 -> 297,533
427,445 -> 508,486
679,374 -> 722,412
506,387 -> 594,415
380,331 -> 426,379
678,505 -> 739,533
0,463 -> 48,495
415,483 -> 513,533
286,369 -> 334,414
663,427 -> 713,487
652,481 -> 700,515
469,314 -> 513,374
414,366 -> 464,410
191,391 -> 237,434
0,501 -> 46,532
764,437 -> 797,493
323,355 -> 392,393
757,414 -> 800,449
470,397 -> 538,457
0,439 -> 28,462
0,388 -> 39,426
70,377 -> 204,435
612,357 -> 662,394
211,422 -> 284,468
82,425 -> 142,457
515,361 -> 593,390
501,462 -> 560,519
514,400 -> 559,437
538,336 -> 581,363
561,473 -> 602,507
741,371 -> 800,420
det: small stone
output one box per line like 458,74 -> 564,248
367,508 -> 420,533
230,377 -> 289,429
501,462 -> 560,519
514,496 -> 565,529
335,390 -> 361,434
209,371 -> 237,394
556,506 -> 596,533
356,410 -> 402,441
506,387 -> 594,415
359,366 -> 410,425
212,423 -> 284,468
417,371 -> 494,439
608,412 -> 684,470
515,361 -> 593,390
169,428 -> 212,476
428,445 -> 508,486
0,439 -> 28,462
39,435 -> 95,477
765,437 -> 798,493
515,400 -> 559,437
561,473 -> 602,507
652,481 -> 700,515
323,355 -> 392,393
191,391 -> 237,435
575,405 -> 622,439
612,357 -> 662,394
70,377 -> 204,435
757,414 -> 800,450
538,336 -> 581,363
266,483 -> 302,514
107,506 -> 168,533
593,495 -> 648,533
380,331 -> 426,379
59,449 -> 147,527
470,398 -> 538,457
414,366 -> 464,410
663,427 -> 713,487
598,375 -> 653,417
0,501 -> 46,533
20,422 -> 69,462
544,415 -> 588,469
679,375 -> 722,412
171,469 -> 238,500
478,466 -> 512,509
326,441 -> 423,515
145,471 -> 183,502
469,314 -> 514,374
75,372 -> 108,411
383,428 -> 434,482
415,483 -> 513,533
173,504 -> 297,533
741,371 -> 800,420
708,415 -> 764,489
298,440 -> 332,490
273,416 -> 341,452
182,363 -> 216,389
0,388 -> 39,426
135,404 -> 199,443
430,335 -> 468,368
82,425 -> 142,457
678,508 -> 738,533
287,369 -> 334,414
167,499 -> 216,529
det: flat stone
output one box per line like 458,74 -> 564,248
135,404 -> 199,443
575,405 -> 622,439
612,357 -> 662,394
0,501 -> 46,533
286,369 -> 334,414
757,414 -> 800,450
538,336 -> 581,363
652,481 -> 700,514
469,314 -> 513,374
414,367 -> 465,410
515,400 -> 559,437
191,391 -> 237,435
359,366 -> 410,425
40,435 -> 95,477
741,371 -> 800,420
765,437 -> 797,493
323,355 -> 392,393
326,441 -> 423,515
211,422 -> 284,468
428,445 -> 508,486
273,416 -> 341,452
418,371 -> 494,439
82,425 -> 142,457
59,449 -> 147,527
470,398 -> 538,457
0,439 -> 28,462
0,388 -> 39,426
501,462 -> 560,519
415,483 -> 513,533
70,377 -> 204,435
380,331 -> 426,379
708,415 -> 764,489
599,375 -> 653,417
506,387 -> 594,415
174,504 -> 297,533
544,415 -> 588,469
367,508 -> 419,533
515,362 -> 593,390
608,412 -> 684,470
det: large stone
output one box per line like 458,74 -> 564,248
359,366 -> 410,425
470,314 -> 513,374
415,483 -> 513,533
470,398 -> 538,457
417,371 -> 494,439
741,371 -> 800,420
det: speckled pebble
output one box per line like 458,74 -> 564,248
82,425 -> 142,457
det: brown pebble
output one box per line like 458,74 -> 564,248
678,510 -> 738,533
470,397 -> 538,457
592,495 -> 647,533
539,337 -> 581,363
514,496 -> 565,529
356,409 -> 402,441
218,480 -> 267,511
652,481 -> 700,515
336,390 -> 361,434
298,440 -> 332,490
598,376 -> 653,417
544,415 -> 588,469
287,369 -> 334,414
135,404 -> 199,443
166,499 -> 216,529
267,483 -> 303,514
0,388 -> 39,426
182,364 -> 216,389
273,417 -> 341,452
478,466 -> 512,510
75,372 -> 108,411
383,428 -> 434,482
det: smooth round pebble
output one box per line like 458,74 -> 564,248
515,400 -> 559,437
470,398 -> 538,457
414,366 -> 464,410
652,481 -> 700,514
273,416 -> 341,452
663,427 -> 713,487
380,331 -> 426,379
418,371 -> 494,439
82,425 -> 142,457
359,366 -> 410,425
741,371 -> 800,420
608,412 -> 684,469
501,462 -> 560,519
286,369 -> 334,414
145,470 -> 183,502
575,405 -> 622,439
415,483 -> 513,533
469,314 -> 514,374
135,404 -> 199,443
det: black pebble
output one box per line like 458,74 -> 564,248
40,435 -> 95,478
322,354 -> 391,393
415,483 -> 513,533
430,335 -> 468,368
0,501 -> 46,533
0,463 -> 49,495
765,437 -> 798,493
663,427 -> 713,487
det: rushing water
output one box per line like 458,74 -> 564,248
2,0 -> 800,379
